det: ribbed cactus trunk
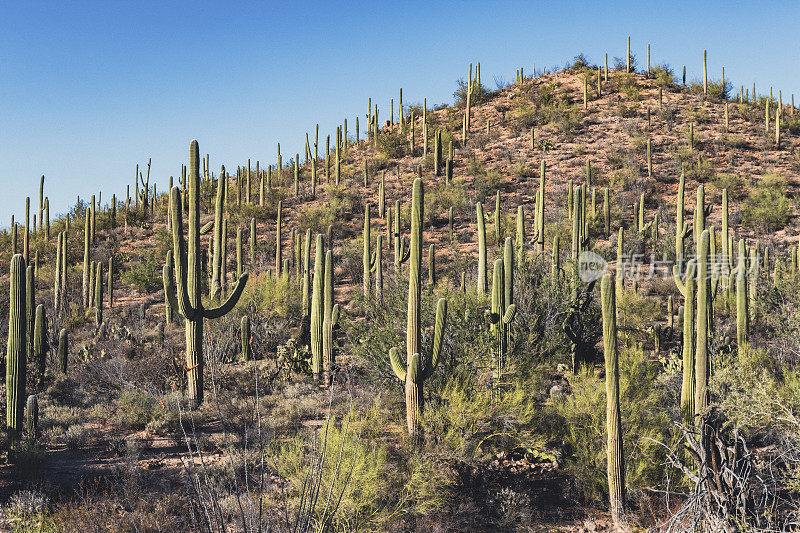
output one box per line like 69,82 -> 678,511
33,304 -> 46,376
164,251 -> 174,324
6,255 -> 27,438
164,141 -> 248,409
241,316 -> 250,361
323,249 -> 339,387
310,234 -> 325,384
675,261 -> 697,424
58,328 -> 68,374
26,394 -> 38,443
376,235 -> 384,301
276,200 -> 283,277
476,201 -> 487,294
210,169 -> 225,300
736,240 -> 749,349
302,229 -> 311,318
82,209 -> 91,307
95,261 -> 103,326
363,203 -> 372,299
695,230 -> 710,417
601,274 -> 625,525
389,179 -> 448,439
515,206 -> 525,265
25,265 -> 35,364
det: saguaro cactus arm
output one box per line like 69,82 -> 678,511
389,347 -> 406,381
421,298 -> 447,381
204,273 -> 249,319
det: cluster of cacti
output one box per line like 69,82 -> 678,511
389,179 -> 448,438
486,240 -> 516,379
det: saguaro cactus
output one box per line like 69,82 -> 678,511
6,255 -> 27,438
163,140 -> 249,408
323,249 -> 340,387
26,394 -> 38,442
240,316 -> 251,361
735,240 -> 749,349
58,328 -> 68,374
389,179 -> 448,438
476,201 -> 487,294
488,255 -> 517,379
82,209 -> 91,307
601,273 -> 625,525
310,234 -> 325,383
695,230 -> 711,416
95,261 -> 103,326
674,260 -> 697,423
33,304 -> 47,376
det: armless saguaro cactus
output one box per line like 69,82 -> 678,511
735,240 -> 749,349
6,255 -> 27,438
210,167 -> 226,301
601,273 -> 625,525
240,316 -> 251,361
58,328 -> 68,374
389,179 -> 448,438
322,249 -> 340,387
310,234 -> 325,383
476,201 -> 487,294
33,304 -> 47,376
488,256 -> 517,379
695,230 -> 711,416
163,140 -> 249,408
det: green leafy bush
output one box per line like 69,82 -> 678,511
742,173 -> 790,231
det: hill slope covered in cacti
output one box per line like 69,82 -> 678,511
2,49 -> 800,531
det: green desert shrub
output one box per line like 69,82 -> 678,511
651,64 -> 675,87
742,173 -> 790,231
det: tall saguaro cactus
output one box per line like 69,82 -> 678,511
389,179 -> 448,438
6,255 -> 27,438
163,140 -> 248,408
310,234 -> 325,383
674,261 -> 697,423
601,273 -> 625,525
476,201 -> 487,294
323,249 -> 340,387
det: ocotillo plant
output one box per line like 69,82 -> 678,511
311,234 -> 325,383
163,140 -> 248,408
601,273 -> 625,525
674,260 -> 697,423
476,201 -> 487,294
322,249 -> 340,387
389,178 -> 448,438
6,254 -> 27,438
536,161 -> 546,252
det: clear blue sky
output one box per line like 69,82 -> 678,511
2,1 -> 798,224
